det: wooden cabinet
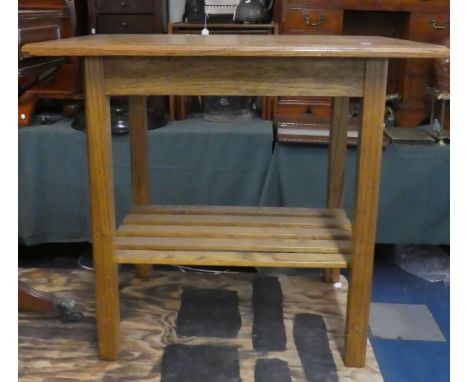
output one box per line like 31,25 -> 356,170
96,0 -> 154,14
273,0 -> 450,127
88,0 -> 164,34
97,15 -> 156,33
283,8 -> 343,34
18,0 -> 85,127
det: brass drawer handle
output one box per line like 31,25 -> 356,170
303,15 -> 324,27
429,19 -> 449,30
121,21 -> 129,28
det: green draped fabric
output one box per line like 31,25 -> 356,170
19,117 -> 449,245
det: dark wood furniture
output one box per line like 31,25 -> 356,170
23,34 -> 448,366
274,113 -> 360,145
18,0 -> 87,320
273,0 -> 450,127
169,22 -> 279,35
87,0 -> 167,140
168,22 -> 279,121
18,0 -> 84,127
19,281 -> 84,322
87,0 -> 165,34
19,281 -> 56,313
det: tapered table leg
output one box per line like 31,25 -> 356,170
324,97 -> 350,283
84,57 -> 121,361
345,58 -> 388,367
128,96 -> 153,279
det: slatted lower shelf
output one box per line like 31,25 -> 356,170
115,205 -> 352,268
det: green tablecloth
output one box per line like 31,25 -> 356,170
260,143 -> 450,244
19,117 -> 449,245
19,118 -> 273,244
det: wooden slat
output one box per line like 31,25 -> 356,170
115,236 -> 350,254
123,213 -> 351,228
131,205 -> 346,218
117,224 -> 351,240
116,205 -> 351,268
115,250 -> 349,268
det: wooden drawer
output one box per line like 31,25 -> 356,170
277,97 -> 331,118
408,12 -> 449,43
284,8 -> 343,34
97,15 -> 155,33
96,0 -> 153,14
377,0 -> 449,11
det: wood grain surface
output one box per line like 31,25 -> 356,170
128,96 -> 150,207
327,97 -> 350,210
128,96 -> 153,279
324,97 -> 350,283
345,59 -> 388,367
131,205 -> 347,217
115,236 -> 350,254
122,209 -> 351,228
103,57 -> 365,97
18,268 -> 383,382
114,205 -> 351,268
83,57 -> 120,360
116,250 -> 349,268
22,34 -> 449,58
117,225 -> 351,239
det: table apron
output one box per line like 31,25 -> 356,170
102,56 -> 366,97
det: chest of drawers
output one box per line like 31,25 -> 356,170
87,0 -> 165,34
273,0 -> 450,127
87,0 -> 168,132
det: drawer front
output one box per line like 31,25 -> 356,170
97,15 -> 155,34
377,0 -> 449,11
409,12 -> 449,43
277,97 -> 331,118
96,0 -> 153,14
284,8 -> 343,34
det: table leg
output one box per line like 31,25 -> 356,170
345,58 -> 388,367
84,57 -> 121,360
324,96 -> 349,283
168,95 -> 176,121
261,97 -> 267,119
179,96 -> 188,120
128,96 -> 153,279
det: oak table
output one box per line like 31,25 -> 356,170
22,34 -> 448,367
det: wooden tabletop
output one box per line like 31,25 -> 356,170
22,34 -> 448,58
